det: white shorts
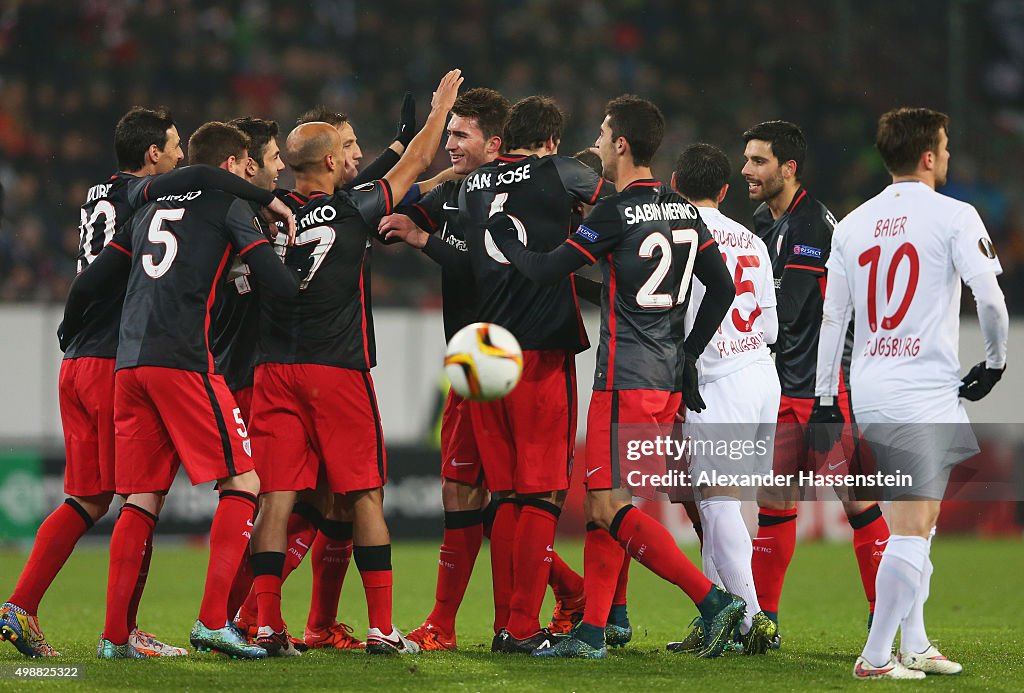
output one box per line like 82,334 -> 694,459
684,359 -> 781,491
856,403 -> 979,500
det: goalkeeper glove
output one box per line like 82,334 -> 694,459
807,395 -> 844,453
959,362 -> 1004,401
394,92 -> 416,147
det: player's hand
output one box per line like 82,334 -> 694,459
959,361 -> 1005,401
379,213 -> 428,248
394,92 -> 416,147
680,351 -> 706,413
431,69 -> 463,114
265,197 -> 297,245
57,320 -> 71,352
807,396 -> 844,453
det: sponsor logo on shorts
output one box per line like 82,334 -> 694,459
792,244 -> 823,259
827,459 -> 847,471
586,467 -> 604,478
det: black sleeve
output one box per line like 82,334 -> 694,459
422,234 -> 472,272
573,274 -> 603,306
396,182 -> 448,233
682,241 -> 735,357
348,148 -> 400,189
348,180 -> 394,228
242,242 -> 302,298
488,213 -> 587,284
777,270 -> 820,326
60,244 -> 131,348
128,166 -> 275,209
551,156 -> 612,206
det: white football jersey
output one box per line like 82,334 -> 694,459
686,207 -> 777,384
826,181 -> 1002,419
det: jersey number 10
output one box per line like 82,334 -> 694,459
858,242 -> 920,332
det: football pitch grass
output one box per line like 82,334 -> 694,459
0,538 -> 1021,691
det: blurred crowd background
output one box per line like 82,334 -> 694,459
1,0 -> 1023,310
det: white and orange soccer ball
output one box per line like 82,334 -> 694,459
444,322 -> 523,402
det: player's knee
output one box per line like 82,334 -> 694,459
70,493 -> 114,522
441,478 -> 485,511
757,497 -> 797,511
220,470 -> 260,497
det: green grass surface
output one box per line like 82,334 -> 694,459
0,538 -> 1021,691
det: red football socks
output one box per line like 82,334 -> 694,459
549,550 -> 585,603
226,553 -> 253,623
9,499 -> 92,615
282,511 -> 317,581
354,545 -> 392,633
426,510 -> 484,634
126,528 -> 153,632
488,500 -> 519,633
306,521 -> 352,632
613,553 -> 630,607
581,525 -> 623,629
198,491 -> 256,630
612,505 -> 711,604
751,507 -> 798,616
506,503 -> 559,640
850,504 -> 889,613
103,504 -> 156,645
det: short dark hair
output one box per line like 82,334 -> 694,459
673,143 -> 731,202
452,88 -> 510,141
187,122 -> 250,167
742,120 -> 806,179
875,107 -> 950,176
114,106 -> 175,171
573,148 -> 602,176
296,106 -> 348,127
503,96 -> 563,151
229,117 -> 279,168
605,95 -> 664,167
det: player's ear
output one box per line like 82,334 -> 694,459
324,152 -> 336,172
245,157 -> 258,177
921,149 -> 935,172
486,136 -> 502,156
146,143 -> 162,166
717,183 -> 729,204
782,159 -> 798,180
670,171 -> 678,192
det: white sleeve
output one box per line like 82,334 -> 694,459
815,237 -> 852,397
965,271 -> 1009,369
952,204 -> 1002,282
761,304 -> 779,345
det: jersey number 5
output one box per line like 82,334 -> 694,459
636,229 -> 699,308
142,208 -> 185,279
484,192 -> 527,264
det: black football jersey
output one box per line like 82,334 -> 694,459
64,172 -> 160,359
257,180 -> 393,369
398,179 -> 475,342
564,181 -> 718,391
753,187 -> 851,397
115,189 -> 274,373
458,154 -> 610,352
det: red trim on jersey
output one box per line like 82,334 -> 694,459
606,257 -> 618,389
624,180 -> 660,190
698,238 -> 715,252
142,180 -> 152,201
566,238 -> 597,264
205,248 -> 233,372
496,154 -> 526,163
286,192 -> 307,206
308,192 -> 327,199
588,178 -> 605,205
786,188 -> 807,215
109,242 -> 131,257
380,180 -> 393,214
412,203 -> 438,230
569,274 -> 587,346
358,251 -> 371,368
238,239 -> 268,256
784,263 -> 825,274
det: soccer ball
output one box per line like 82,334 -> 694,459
444,322 -> 523,402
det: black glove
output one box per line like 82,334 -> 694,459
959,361 -> 1005,401
57,320 -> 72,353
394,92 -> 416,147
680,351 -> 706,413
807,396 -> 844,453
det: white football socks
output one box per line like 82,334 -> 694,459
700,496 -> 759,633
899,528 -> 935,654
862,534 -> 928,666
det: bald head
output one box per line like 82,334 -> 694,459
285,122 -> 340,174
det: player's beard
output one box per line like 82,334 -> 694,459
751,170 -> 785,202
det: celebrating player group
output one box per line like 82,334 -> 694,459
0,66 -> 1007,681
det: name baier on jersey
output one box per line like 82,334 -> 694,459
828,181 -> 1002,418
687,207 -> 777,384
258,180 -> 394,370
459,153 -> 610,353
66,172 -> 165,359
564,180 -> 718,391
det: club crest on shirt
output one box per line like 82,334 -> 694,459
978,237 -> 997,259
576,225 -> 600,242
792,244 -> 823,259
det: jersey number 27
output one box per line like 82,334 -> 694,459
636,229 -> 698,308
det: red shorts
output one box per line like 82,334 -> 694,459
585,389 -> 681,490
440,388 -> 484,486
773,390 -> 861,476
250,363 -> 386,494
59,357 -> 116,497
469,350 -> 576,495
233,386 -> 253,425
113,367 -> 253,494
